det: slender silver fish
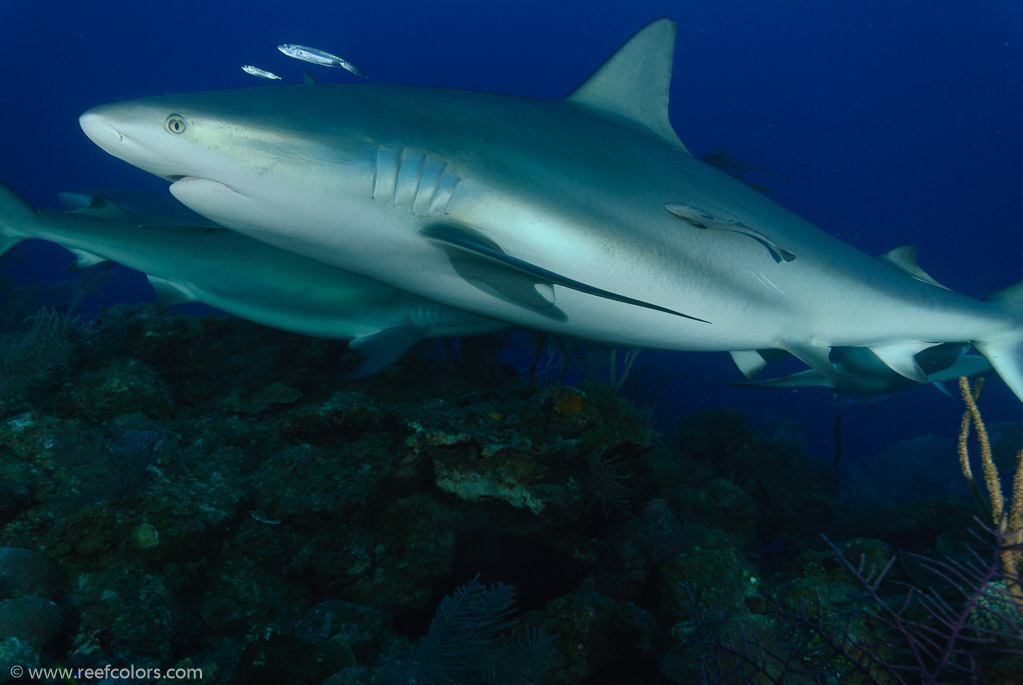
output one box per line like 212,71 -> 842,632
241,65 -> 282,80
277,44 -> 366,78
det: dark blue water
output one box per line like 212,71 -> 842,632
2,0 -> 1021,465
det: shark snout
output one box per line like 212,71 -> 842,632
79,109 -> 125,152
79,105 -> 189,181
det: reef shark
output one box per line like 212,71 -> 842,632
0,181 -> 503,379
78,18 -> 1023,403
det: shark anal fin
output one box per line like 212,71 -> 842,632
422,224 -> 709,323
664,202 -> 795,263
926,355 -> 994,383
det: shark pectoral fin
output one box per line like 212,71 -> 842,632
868,342 -> 939,382
566,18 -> 689,154
339,325 -> 426,381
423,225 -> 566,320
67,248 -> 108,269
148,275 -> 197,307
664,202 -> 795,263
877,246 -> 950,291
422,223 -> 709,323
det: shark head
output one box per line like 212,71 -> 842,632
79,88 -> 376,238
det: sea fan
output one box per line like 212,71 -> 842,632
0,308 -> 75,402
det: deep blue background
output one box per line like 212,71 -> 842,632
1,0 -> 1021,469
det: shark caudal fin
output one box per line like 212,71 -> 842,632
975,280 -> 1023,403
0,180 -> 40,255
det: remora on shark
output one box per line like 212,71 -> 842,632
0,181 -> 503,379
78,18 -> 1023,403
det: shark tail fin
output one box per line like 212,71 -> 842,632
974,280 -> 1023,403
0,180 -> 38,255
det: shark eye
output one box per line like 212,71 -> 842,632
165,115 -> 187,134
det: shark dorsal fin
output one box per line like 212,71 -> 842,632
877,245 -> 950,291
566,18 -> 689,155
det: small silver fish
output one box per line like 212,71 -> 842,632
241,65 -> 282,80
277,44 -> 367,78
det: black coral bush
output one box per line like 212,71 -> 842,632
387,574 -> 556,684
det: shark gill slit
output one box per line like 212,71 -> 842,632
394,150 -> 426,209
371,147 -> 400,201
440,177 -> 462,215
413,158 -> 444,216
392,148 -> 407,206
420,161 -> 449,216
409,154 -> 427,209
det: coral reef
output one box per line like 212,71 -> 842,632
0,303 -> 1018,683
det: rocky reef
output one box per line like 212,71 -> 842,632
0,304 -> 1019,683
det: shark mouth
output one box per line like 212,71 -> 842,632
170,176 -> 241,196
168,177 -> 252,224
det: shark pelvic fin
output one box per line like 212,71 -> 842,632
783,341 -> 840,384
664,202 -> 795,262
566,18 -> 689,154
67,249 -> 107,269
877,246 -> 950,291
148,275 -> 197,307
867,341 -> 939,382
728,349 -> 790,378
729,350 -> 769,378
423,224 -> 710,323
339,326 -> 426,381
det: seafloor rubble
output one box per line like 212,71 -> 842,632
0,304 -> 1020,684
